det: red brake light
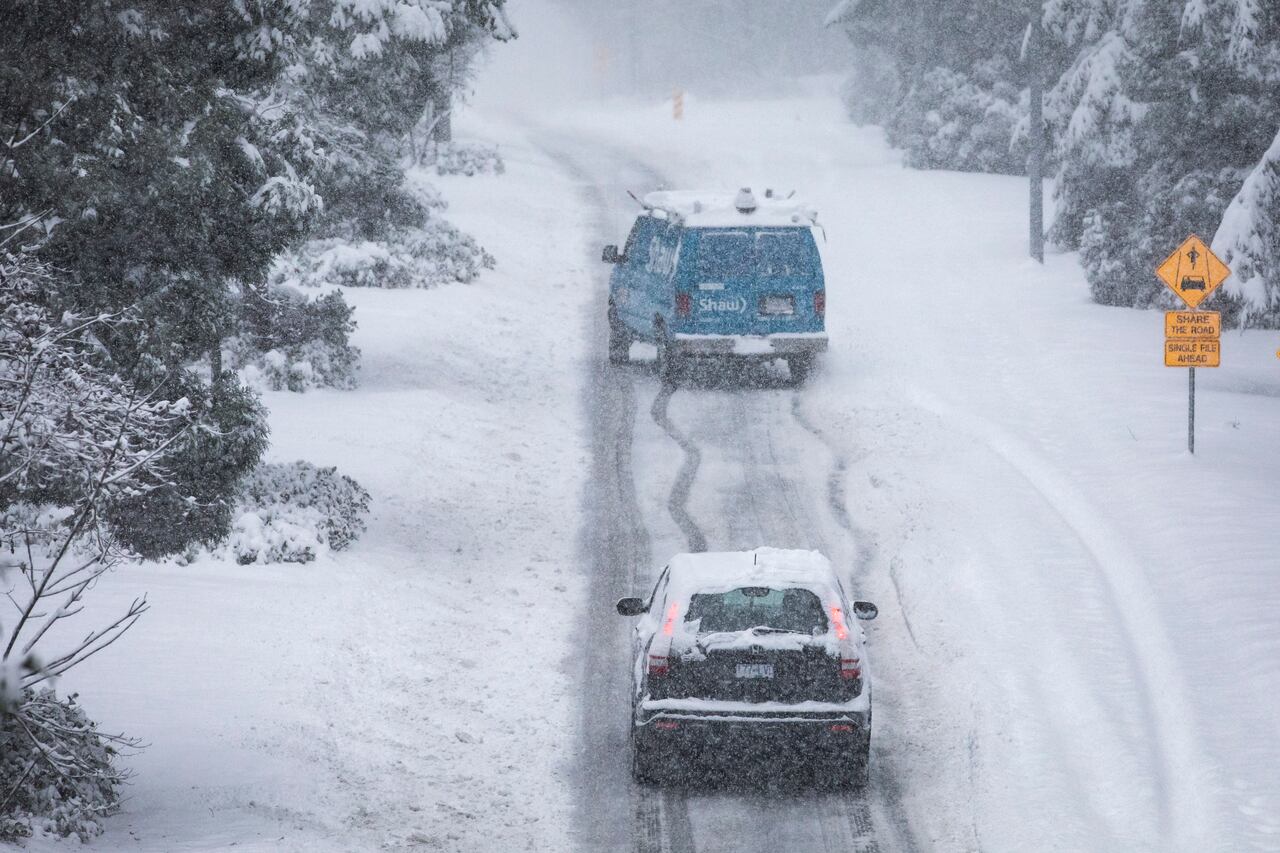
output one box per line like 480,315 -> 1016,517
830,724 -> 854,733
662,601 -> 679,636
814,290 -> 826,317
647,654 -> 669,676
830,605 -> 848,641
676,292 -> 692,316
840,657 -> 861,679
654,720 -> 680,730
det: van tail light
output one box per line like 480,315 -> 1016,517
675,292 -> 692,316
840,657 -> 862,680
830,724 -> 855,733
662,601 -> 679,636
814,290 -> 826,317
654,720 -> 680,730
648,654 -> 669,677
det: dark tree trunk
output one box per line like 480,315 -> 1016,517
431,89 -> 452,143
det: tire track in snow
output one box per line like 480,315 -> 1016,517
650,382 -> 708,553
540,133 -> 698,853
661,382 -> 890,853
788,390 -> 927,853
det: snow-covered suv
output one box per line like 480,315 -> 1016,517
615,548 -> 878,786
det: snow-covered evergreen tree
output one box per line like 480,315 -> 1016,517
1045,0 -> 1280,313
1213,125 -> 1280,325
829,0 -> 1033,174
0,2 -> 312,552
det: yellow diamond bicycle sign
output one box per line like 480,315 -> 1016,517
1155,234 -> 1231,309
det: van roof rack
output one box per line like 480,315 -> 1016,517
638,189 -> 818,229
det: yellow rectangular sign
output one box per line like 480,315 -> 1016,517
1165,311 -> 1220,339
1165,338 -> 1220,367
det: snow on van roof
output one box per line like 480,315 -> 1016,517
666,547 -> 839,598
642,189 -> 818,229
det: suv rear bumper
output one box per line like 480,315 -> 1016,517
671,333 -> 828,358
635,701 -> 869,744
633,705 -> 870,762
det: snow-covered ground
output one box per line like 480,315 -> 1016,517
15,79 -> 1280,853
21,133 -> 596,852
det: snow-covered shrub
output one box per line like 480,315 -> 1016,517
886,63 -> 1023,175
273,220 -> 494,290
1,690 -> 133,843
230,283 -> 359,391
226,461 -> 371,564
423,141 -> 505,177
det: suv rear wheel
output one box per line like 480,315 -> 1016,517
630,728 -> 664,784
830,732 -> 870,790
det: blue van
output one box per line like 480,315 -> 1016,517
602,189 -> 827,383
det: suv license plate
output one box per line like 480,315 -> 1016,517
760,296 -> 795,316
736,663 -> 774,679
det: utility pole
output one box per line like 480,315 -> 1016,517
1028,0 -> 1045,263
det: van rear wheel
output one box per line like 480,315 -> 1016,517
788,354 -> 813,385
607,303 -> 631,364
655,329 -> 682,384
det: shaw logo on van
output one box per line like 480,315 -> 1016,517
699,295 -> 748,313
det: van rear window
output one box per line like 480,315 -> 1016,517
757,233 -> 811,277
695,230 -> 814,279
696,233 -> 752,279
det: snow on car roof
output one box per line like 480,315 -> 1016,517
666,547 -> 840,599
642,190 -> 818,229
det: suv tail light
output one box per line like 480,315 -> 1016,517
814,290 -> 826,317
648,654 -> 669,677
830,605 -> 848,640
676,292 -> 692,316
840,657 -> 862,680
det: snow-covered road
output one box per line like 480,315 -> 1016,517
556,136 -> 914,853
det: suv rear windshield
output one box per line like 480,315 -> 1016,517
685,587 -> 828,634
695,230 -> 815,279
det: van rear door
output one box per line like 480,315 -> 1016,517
680,228 -> 823,336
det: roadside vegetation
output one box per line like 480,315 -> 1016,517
0,0 -> 512,841
829,0 -> 1280,326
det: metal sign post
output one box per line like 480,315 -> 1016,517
1026,1 -> 1044,263
1156,236 -> 1230,454
1188,367 -> 1195,454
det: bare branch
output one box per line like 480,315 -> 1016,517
4,98 -> 75,151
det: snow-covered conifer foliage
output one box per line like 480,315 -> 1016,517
1,0 -> 512,836
1212,126 -> 1280,324
830,1 -> 1280,324
1,254 -> 187,840
829,0 -> 1031,174
263,0 -> 513,290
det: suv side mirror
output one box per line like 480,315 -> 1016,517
616,597 -> 646,616
852,601 -> 878,621
602,244 -> 621,264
